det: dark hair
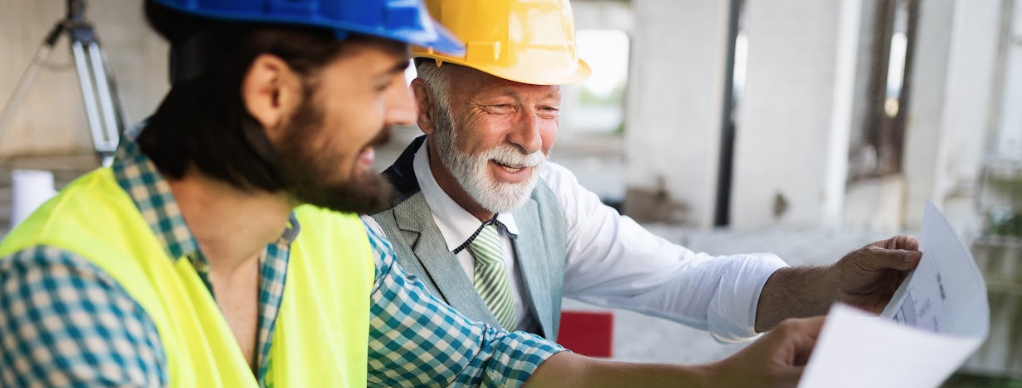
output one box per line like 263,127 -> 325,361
139,2 -> 364,191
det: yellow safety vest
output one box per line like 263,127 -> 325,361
0,168 -> 372,388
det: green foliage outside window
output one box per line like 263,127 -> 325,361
986,175 -> 1022,238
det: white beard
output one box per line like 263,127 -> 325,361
431,107 -> 546,213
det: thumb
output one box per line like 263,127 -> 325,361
789,317 -> 824,366
782,318 -> 825,388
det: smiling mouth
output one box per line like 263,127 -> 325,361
494,161 -> 527,173
360,148 -> 376,165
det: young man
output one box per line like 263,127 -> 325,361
372,0 -> 920,342
1,0 -> 830,387
0,1 -> 466,386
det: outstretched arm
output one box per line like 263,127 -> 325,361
755,235 -> 921,332
363,218 -> 825,388
525,317 -> 825,388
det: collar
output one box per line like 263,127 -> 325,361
411,138 -> 519,252
112,122 -> 300,263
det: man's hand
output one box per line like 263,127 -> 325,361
831,235 -> 921,314
756,235 -> 921,332
708,317 -> 825,388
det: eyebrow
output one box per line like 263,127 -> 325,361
492,86 -> 561,101
382,58 -> 410,76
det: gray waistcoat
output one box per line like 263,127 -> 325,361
371,136 -> 568,340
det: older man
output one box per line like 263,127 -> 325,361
371,0 -> 920,343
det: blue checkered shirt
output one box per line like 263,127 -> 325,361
0,125 -> 563,387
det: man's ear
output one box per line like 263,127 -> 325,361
410,78 -> 436,136
241,54 -> 303,141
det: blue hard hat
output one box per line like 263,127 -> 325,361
147,0 -> 465,55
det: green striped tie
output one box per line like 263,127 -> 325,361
468,224 -> 517,331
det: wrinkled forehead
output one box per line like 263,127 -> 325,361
451,65 -> 561,100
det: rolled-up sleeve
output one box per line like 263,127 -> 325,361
0,246 -> 167,387
543,163 -> 789,343
363,219 -> 565,387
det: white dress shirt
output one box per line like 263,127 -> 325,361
369,144 -> 789,342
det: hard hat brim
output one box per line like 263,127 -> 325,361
383,19 -> 465,56
415,54 -> 592,86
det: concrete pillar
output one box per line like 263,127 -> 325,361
902,0 -> 1002,233
0,0 -> 168,157
994,0 -> 1022,161
847,0 -> 882,162
841,0 -> 910,233
729,0 -> 863,229
623,0 -> 732,227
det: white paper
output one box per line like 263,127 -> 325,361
798,200 -> 989,388
880,200 -> 990,338
799,304 -> 983,388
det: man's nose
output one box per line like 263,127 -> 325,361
508,109 -> 542,154
385,80 -> 417,127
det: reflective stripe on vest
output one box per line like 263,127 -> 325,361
0,168 -> 372,387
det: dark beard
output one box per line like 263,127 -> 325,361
275,98 -> 394,215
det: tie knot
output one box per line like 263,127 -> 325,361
468,224 -> 502,264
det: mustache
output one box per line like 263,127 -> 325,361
486,144 -> 546,167
366,126 -> 392,149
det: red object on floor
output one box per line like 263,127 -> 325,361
556,310 -> 614,358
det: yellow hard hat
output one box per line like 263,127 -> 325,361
414,0 -> 591,86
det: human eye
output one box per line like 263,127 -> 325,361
539,106 -> 560,118
484,103 -> 516,114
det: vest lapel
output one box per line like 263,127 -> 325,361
510,198 -> 557,338
391,194 -> 501,327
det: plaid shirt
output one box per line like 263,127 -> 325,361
0,125 -> 562,387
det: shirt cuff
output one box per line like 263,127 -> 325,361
707,253 -> 789,343
482,328 -> 568,387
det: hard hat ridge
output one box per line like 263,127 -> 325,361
148,0 -> 465,56
413,0 -> 590,86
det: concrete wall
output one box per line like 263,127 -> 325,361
623,0 -> 731,227
621,0 -> 1004,231
0,0 -> 168,157
729,0 -> 862,229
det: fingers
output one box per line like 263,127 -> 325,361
852,244 -> 922,271
795,316 -> 826,339
772,316 -> 825,366
781,316 -> 824,350
878,245 -> 921,270
788,317 -> 824,366
723,317 -> 827,388
787,317 -> 826,386
879,235 -> 920,252
767,317 -> 824,387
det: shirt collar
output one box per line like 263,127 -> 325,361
112,123 -> 300,262
412,140 -> 519,252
